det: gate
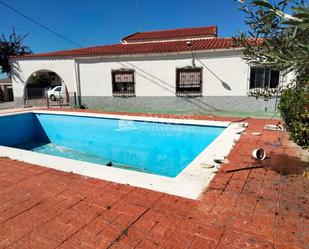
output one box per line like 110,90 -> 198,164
23,87 -> 77,108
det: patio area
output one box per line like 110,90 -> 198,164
0,110 -> 308,249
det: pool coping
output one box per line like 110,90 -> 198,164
0,110 -> 245,199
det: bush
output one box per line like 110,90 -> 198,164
279,84 -> 309,148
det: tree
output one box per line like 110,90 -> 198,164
235,0 -> 309,148
0,28 -> 32,77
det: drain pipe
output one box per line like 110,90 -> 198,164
74,60 -> 82,107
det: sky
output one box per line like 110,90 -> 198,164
0,0 -> 249,53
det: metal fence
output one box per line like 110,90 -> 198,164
24,88 -> 77,108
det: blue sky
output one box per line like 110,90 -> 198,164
1,0 -> 249,53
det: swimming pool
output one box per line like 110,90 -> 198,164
0,112 -> 224,177
0,110 -> 242,198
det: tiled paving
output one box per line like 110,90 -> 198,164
0,110 -> 308,249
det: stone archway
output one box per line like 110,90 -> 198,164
24,69 -> 69,104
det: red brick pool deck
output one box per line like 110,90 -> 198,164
0,110 -> 308,249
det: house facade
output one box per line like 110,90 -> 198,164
10,26 -> 292,113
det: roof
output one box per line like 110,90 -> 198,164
122,26 -> 217,42
13,38 -> 236,59
0,78 -> 12,84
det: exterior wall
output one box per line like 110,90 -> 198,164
10,50 -> 293,112
78,50 -> 279,112
10,58 -> 77,105
77,50 -> 249,97
81,96 -> 278,113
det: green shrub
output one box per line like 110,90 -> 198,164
279,84 -> 309,148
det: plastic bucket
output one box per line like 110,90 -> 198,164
252,148 -> 266,160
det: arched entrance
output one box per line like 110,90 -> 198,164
24,70 -> 69,105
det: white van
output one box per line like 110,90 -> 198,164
47,86 -> 63,101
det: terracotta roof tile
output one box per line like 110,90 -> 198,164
122,26 -> 217,42
13,38 -> 237,59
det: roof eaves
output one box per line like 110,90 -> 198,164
10,37 -> 242,60
0,78 -> 12,83
121,32 -> 140,42
122,26 -> 218,42
11,47 -> 242,61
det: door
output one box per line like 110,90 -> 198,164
7,88 -> 14,101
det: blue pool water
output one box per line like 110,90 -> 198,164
0,113 -> 225,177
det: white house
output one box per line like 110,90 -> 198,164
10,26 -> 292,113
